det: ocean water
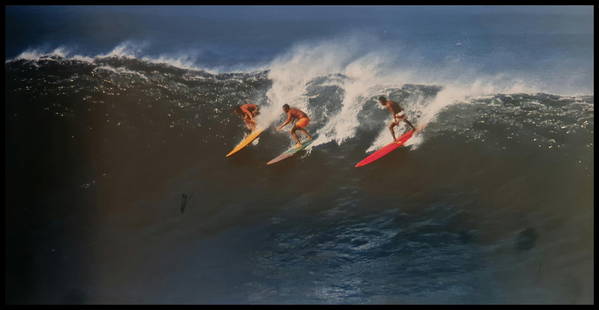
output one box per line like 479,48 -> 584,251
5,5 -> 594,304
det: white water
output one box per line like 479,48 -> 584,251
6,42 -> 234,75
259,35 -> 543,153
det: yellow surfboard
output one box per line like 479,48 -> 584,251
225,127 -> 266,157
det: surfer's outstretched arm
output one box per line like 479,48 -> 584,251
277,113 -> 293,130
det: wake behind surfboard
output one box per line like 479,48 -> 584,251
225,127 -> 265,157
355,130 -> 414,167
266,136 -> 317,165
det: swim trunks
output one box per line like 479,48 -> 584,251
295,117 -> 310,128
393,111 -> 405,124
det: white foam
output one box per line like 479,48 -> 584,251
97,41 -> 145,59
259,35 -> 414,143
258,33 -> 557,154
71,54 -> 95,63
259,38 -> 358,130
6,41 -> 221,74
93,65 -> 149,80
8,46 -> 70,62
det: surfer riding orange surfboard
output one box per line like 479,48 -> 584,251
226,99 -> 264,157
233,99 -> 260,131
277,104 -> 313,148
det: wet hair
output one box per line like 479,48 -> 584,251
282,104 -> 290,110
378,96 -> 387,102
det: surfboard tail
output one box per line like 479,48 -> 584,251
225,128 -> 265,157
354,130 -> 414,167
266,136 -> 317,165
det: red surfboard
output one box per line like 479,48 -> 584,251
355,130 -> 415,167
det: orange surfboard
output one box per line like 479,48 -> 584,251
225,127 -> 265,157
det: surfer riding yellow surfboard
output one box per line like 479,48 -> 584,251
276,104 -> 313,148
379,96 -> 416,142
226,99 -> 264,157
233,99 -> 260,131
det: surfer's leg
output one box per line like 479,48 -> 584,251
403,118 -> 416,132
244,119 -> 253,131
291,126 -> 301,146
389,122 -> 398,141
298,128 -> 312,140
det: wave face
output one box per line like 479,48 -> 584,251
5,49 -> 593,304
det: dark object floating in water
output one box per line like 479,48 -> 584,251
515,227 -> 538,251
458,230 -> 474,244
180,193 -> 189,214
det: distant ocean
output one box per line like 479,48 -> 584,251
5,5 -> 593,304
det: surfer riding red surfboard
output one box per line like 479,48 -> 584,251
233,99 -> 260,131
276,104 -> 313,148
379,96 -> 416,142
